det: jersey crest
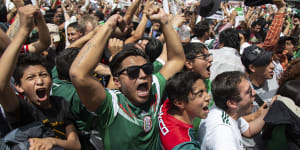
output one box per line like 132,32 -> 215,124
143,116 -> 152,132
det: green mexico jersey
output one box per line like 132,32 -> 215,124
96,73 -> 166,150
51,67 -> 93,131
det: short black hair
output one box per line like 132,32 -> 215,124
238,29 -> 250,42
13,53 -> 52,86
277,80 -> 300,107
110,44 -> 150,77
211,71 -> 246,111
183,42 -> 207,60
94,10 -> 105,21
193,20 -> 210,38
145,38 -> 163,63
56,47 -> 80,81
166,71 -> 203,111
219,28 -> 241,51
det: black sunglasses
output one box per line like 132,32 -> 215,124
117,63 -> 153,79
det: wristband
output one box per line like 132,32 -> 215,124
173,26 -> 180,32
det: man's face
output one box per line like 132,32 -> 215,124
16,65 -> 52,108
189,49 -> 213,79
67,27 -> 83,44
115,56 -> 152,106
252,25 -> 261,33
185,79 -> 211,119
236,78 -> 256,116
254,61 -> 275,80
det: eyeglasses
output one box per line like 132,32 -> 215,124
194,54 -> 213,61
117,63 -> 153,79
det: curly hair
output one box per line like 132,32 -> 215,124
279,58 -> 300,86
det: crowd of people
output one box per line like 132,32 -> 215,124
0,0 -> 299,149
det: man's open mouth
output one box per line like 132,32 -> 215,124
137,83 -> 149,97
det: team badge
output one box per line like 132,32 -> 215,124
143,116 -> 152,132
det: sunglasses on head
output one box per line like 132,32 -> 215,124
117,63 -> 153,79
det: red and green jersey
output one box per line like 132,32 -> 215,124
159,99 -> 201,150
95,73 -> 166,150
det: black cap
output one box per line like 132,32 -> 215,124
196,0 -> 221,17
241,45 -> 273,67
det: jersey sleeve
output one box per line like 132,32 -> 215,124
153,72 -> 166,97
172,142 -> 200,150
209,125 -> 239,150
153,60 -> 164,73
95,89 -> 119,128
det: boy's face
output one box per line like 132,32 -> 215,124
185,79 -> 211,119
114,56 -> 152,106
16,65 -> 52,108
188,48 -> 212,79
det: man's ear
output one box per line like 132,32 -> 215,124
227,100 -> 238,109
15,84 -> 24,94
248,64 -> 256,73
184,60 -> 193,71
174,100 -> 185,110
113,77 -> 122,89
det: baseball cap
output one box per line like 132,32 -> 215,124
47,23 -> 60,42
241,45 -> 273,67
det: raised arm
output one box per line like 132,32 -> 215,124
0,5 -> 37,112
0,29 -> 11,55
124,1 -> 153,44
27,10 -> 51,53
146,7 -> 185,80
70,15 -> 124,112
123,0 -> 142,25
263,0 -> 286,52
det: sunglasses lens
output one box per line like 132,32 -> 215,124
127,66 -> 140,78
142,63 -> 153,75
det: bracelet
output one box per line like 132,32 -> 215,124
173,26 -> 180,32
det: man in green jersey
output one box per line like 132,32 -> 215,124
70,7 -> 185,150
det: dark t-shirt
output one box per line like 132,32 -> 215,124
6,96 -> 74,139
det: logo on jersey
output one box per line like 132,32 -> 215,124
144,116 -> 152,132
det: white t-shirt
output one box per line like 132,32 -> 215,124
198,107 -> 249,150
209,47 -> 245,81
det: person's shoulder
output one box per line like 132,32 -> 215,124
202,108 -> 231,127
